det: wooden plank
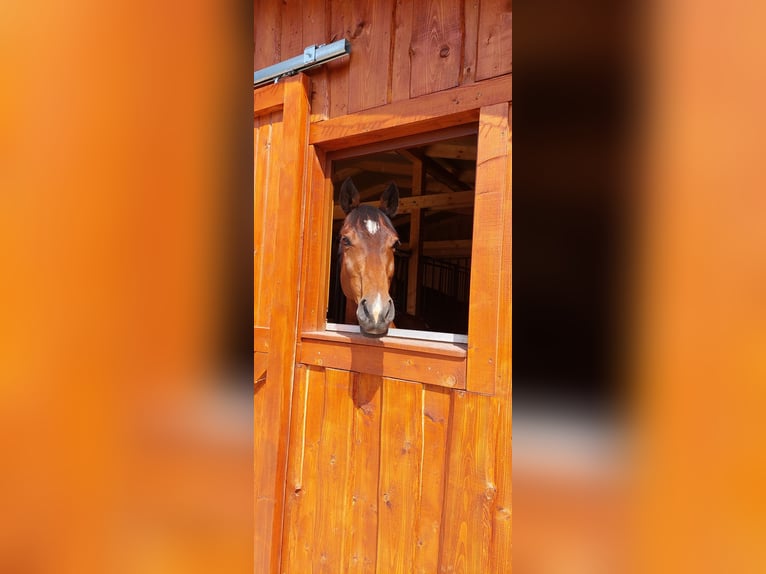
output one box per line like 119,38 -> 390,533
475,0 -> 513,81
311,74 -> 512,150
407,159 -> 425,315
302,329 -> 467,357
466,102 -> 510,394
347,0 -> 394,113
313,369 -> 356,573
346,373 -> 383,574
391,0 -> 414,102
328,1 -> 351,117
462,0 -> 480,84
303,0 -> 331,122
496,104 -> 512,399
332,190 -> 475,219
254,81 -> 284,117
255,110 -> 282,329
280,0 -> 303,65
299,146 -> 333,332
254,327 -> 270,353
410,0 -> 463,98
327,124 -> 479,162
280,365 -> 326,573
256,75 -> 311,573
299,334 -> 466,388
253,352 -> 285,574
254,351 -> 269,385
413,387 -> 451,573
376,378 -> 423,573
439,392 -> 500,574
254,0 -> 282,71
488,397 -> 511,573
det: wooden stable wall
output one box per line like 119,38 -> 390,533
255,2 -> 511,573
254,0 -> 512,121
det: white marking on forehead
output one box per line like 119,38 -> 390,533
364,218 -> 379,235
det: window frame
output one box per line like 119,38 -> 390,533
296,76 -> 511,394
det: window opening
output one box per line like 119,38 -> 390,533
327,132 -> 478,342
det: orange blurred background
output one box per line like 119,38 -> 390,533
1,0 -> 765,572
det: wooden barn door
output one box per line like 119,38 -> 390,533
253,74 -> 310,573
278,102 -> 512,574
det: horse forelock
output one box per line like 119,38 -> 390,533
342,206 -> 396,239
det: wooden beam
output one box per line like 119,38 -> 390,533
310,74 -> 512,150
254,81 -> 284,117
407,159 -> 425,315
299,331 -> 466,389
333,190 -> 474,219
398,239 -> 473,258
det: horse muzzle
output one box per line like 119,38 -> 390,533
356,293 -> 395,336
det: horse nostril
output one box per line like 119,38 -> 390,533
360,299 -> 370,318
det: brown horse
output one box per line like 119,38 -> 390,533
337,177 -> 400,336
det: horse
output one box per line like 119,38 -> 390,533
337,177 -> 401,336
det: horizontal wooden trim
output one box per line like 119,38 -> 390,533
310,74 -> 512,151
399,239 -> 473,257
254,326 -> 270,353
254,81 -> 284,117
332,190 -> 474,219
299,330 -> 467,389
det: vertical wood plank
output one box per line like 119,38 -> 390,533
413,387 -> 452,573
461,0 -> 480,84
347,373 -> 383,574
303,0 -> 331,122
347,0 -> 394,113
314,368 -> 356,574
255,111 -> 283,329
475,0 -> 512,81
438,392 -> 500,574
280,366 -> 327,573
467,102 -> 510,394
253,351 -> 283,574
407,159 -> 425,315
328,1 -> 351,117
488,397 -> 511,573
254,0 -> 282,71
299,146 -> 332,332
488,105 -> 512,573
410,0 -> 463,98
391,0 -> 414,102
280,0 -> 303,62
376,378 -> 423,574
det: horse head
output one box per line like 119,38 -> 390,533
338,177 -> 400,336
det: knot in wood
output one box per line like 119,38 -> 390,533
439,45 -> 450,58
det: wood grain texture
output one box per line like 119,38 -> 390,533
299,335 -> 466,389
310,74 -> 512,150
253,81 -> 284,117
280,0 -> 303,63
314,369 -> 356,573
462,0 -> 480,84
254,0 -> 282,71
413,387 -> 452,573
303,0 -> 331,122
439,391 -> 500,574
328,1 -> 351,117
298,146 -> 333,332
391,0 -> 414,102
410,0 -> 463,97
467,102 -> 510,394
489,396 -> 512,573
476,0 -> 513,81
347,0 -> 394,113
280,365 -> 321,574
347,373 -> 383,574
376,378 -> 423,573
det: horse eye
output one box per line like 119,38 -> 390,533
392,240 -> 401,250
341,236 -> 352,247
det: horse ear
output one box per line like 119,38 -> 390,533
379,182 -> 399,217
339,177 -> 360,214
